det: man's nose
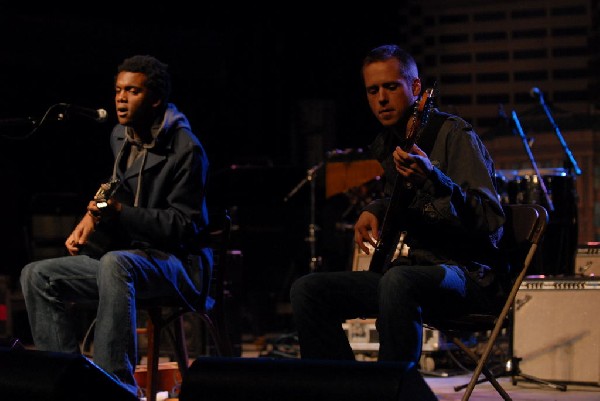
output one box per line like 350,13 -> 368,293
377,91 -> 388,104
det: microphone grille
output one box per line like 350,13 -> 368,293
97,109 -> 108,122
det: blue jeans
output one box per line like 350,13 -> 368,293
20,249 -> 206,397
289,265 -> 497,363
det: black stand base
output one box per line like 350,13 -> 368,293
509,357 -> 567,391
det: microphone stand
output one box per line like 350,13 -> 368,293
284,161 -> 324,273
510,110 -> 554,212
0,116 -> 39,140
534,91 -> 582,176
0,103 -> 72,140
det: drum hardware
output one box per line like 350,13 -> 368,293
510,110 -> 554,212
281,149 -> 385,274
284,161 -> 324,273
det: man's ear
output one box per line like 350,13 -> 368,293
412,78 -> 422,97
152,98 -> 163,109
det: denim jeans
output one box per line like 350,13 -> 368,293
20,249 -> 203,397
289,264 -> 496,363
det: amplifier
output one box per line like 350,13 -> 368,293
514,278 -> 600,384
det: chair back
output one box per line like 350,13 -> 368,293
423,203 -> 548,332
499,204 -> 548,294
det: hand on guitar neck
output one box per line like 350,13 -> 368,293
92,178 -> 121,211
392,143 -> 433,189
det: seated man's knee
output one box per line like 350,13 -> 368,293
20,263 -> 34,288
97,251 -> 135,282
20,261 -> 45,287
290,275 -> 307,304
379,267 -> 415,295
99,251 -> 124,266
290,274 -> 320,306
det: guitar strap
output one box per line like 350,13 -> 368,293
414,110 -> 450,156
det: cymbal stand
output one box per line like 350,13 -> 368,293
284,161 -> 324,273
510,110 -> 554,212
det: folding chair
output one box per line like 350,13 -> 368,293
424,203 -> 548,401
139,210 -> 235,401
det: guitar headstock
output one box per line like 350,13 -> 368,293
417,84 -> 436,116
405,84 -> 437,148
94,178 -> 121,209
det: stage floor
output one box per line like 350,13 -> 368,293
424,374 -> 600,401
242,334 -> 600,401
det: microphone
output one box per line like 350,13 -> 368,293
58,103 -> 108,122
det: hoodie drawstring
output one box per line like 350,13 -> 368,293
134,149 -> 148,207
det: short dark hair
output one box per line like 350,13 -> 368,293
117,55 -> 171,103
362,44 -> 419,83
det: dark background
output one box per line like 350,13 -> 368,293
0,6 -> 405,334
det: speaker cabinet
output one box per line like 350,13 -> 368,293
180,357 -> 438,401
514,279 -> 600,384
0,348 -> 138,401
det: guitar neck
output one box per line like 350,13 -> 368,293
367,87 -> 436,274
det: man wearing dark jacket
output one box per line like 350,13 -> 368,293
20,55 -> 211,397
290,44 -> 505,367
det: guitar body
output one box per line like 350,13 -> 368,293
368,88 -> 436,274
